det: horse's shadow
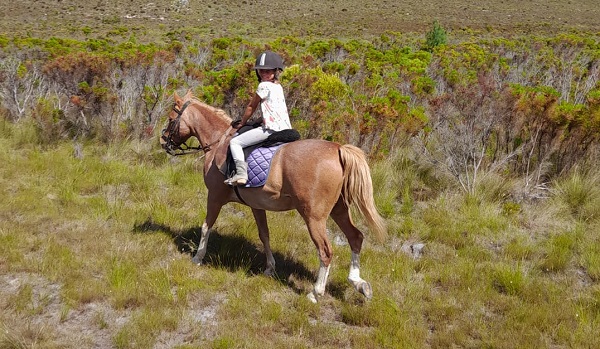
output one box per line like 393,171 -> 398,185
133,219 -> 347,298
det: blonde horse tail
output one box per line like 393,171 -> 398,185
339,144 -> 387,242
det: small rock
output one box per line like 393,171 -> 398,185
333,235 -> 347,246
401,242 -> 425,259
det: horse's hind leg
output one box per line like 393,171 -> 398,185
301,216 -> 333,303
251,208 -> 276,276
330,199 -> 373,300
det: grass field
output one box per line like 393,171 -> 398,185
1,1 -> 600,348
1,119 -> 600,348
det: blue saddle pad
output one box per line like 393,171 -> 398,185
245,144 -> 282,187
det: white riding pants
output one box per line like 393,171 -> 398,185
230,127 -> 275,162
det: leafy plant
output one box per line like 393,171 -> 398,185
425,20 -> 447,51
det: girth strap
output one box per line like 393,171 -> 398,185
233,186 -> 248,205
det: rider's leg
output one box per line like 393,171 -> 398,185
227,127 -> 273,185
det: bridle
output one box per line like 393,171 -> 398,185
161,100 -> 220,156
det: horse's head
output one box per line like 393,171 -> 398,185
160,91 -> 200,156
161,90 -> 234,157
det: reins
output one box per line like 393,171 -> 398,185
161,100 -> 223,156
162,97 -> 247,201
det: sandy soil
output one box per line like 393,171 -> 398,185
0,0 -> 599,41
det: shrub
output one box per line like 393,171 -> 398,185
425,20 -> 447,51
0,32 -> 599,166
307,40 -> 332,59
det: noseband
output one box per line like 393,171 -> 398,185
161,101 -> 211,156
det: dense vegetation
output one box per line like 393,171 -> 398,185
2,30 -> 600,184
1,21 -> 600,348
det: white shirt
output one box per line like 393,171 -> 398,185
256,81 -> 291,131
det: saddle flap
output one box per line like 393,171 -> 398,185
245,145 -> 281,187
223,128 -> 300,183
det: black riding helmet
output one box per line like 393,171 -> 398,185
254,51 -> 284,82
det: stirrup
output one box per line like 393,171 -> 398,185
230,175 -> 247,186
224,176 -> 247,186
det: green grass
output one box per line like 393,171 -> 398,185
1,121 -> 600,348
552,170 -> 600,222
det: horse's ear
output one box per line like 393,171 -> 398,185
184,89 -> 193,100
174,91 -> 183,106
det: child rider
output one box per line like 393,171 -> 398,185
226,50 -> 292,186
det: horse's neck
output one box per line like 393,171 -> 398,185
188,103 -> 230,148
187,103 -> 231,176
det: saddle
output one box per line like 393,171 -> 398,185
225,126 -> 301,187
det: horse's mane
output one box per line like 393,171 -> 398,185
189,97 -> 232,123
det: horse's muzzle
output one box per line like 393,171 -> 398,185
160,132 -> 177,155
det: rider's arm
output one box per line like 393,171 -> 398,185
238,93 -> 262,128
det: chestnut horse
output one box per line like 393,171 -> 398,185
160,90 -> 386,302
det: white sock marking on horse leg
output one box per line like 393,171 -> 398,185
192,222 -> 210,264
348,251 -> 363,283
347,251 -> 373,299
313,260 -> 331,297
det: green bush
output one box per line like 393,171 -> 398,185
425,20 -> 447,51
0,32 -> 598,167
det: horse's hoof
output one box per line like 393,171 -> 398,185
191,256 -> 203,265
264,268 -> 275,277
307,291 -> 318,304
358,281 -> 373,300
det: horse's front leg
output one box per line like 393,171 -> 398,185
251,208 -> 276,276
192,200 -> 223,265
191,221 -> 210,265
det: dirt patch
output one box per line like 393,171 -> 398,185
0,273 -> 123,348
0,272 -> 228,348
1,0 -> 599,42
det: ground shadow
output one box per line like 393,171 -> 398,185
132,218 -> 347,297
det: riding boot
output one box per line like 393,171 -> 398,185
227,160 -> 248,186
